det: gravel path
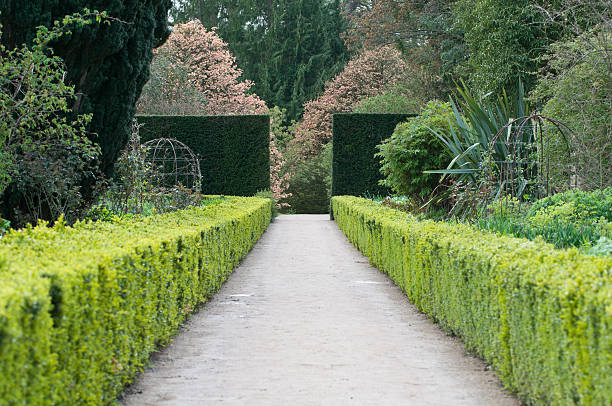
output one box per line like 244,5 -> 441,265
121,214 -> 518,406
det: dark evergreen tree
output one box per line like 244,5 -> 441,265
0,0 -> 172,180
172,0 -> 350,122
266,0 -> 349,120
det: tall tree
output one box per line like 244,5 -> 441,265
342,0 -> 465,97
0,0 -> 172,181
171,0 -> 350,122
263,0 -> 349,120
290,45 -> 411,158
454,0 -> 560,93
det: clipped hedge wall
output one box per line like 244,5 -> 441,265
0,197 -> 271,405
332,196 -> 612,405
137,115 -> 270,196
331,113 -> 414,198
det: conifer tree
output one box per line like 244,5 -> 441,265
172,0 -> 350,122
0,0 -> 172,181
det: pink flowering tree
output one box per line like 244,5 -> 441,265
137,20 -> 290,205
290,46 -> 412,158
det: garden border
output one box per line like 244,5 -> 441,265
0,197 -> 271,404
332,196 -> 611,405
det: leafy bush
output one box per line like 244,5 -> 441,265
0,14 -> 103,227
283,143 -> 332,214
476,189 -> 612,250
376,100 -> 453,201
528,188 -> 612,223
0,197 -> 271,404
353,91 -> 419,114
332,196 -> 612,405
477,212 -> 610,250
533,27 -> 611,191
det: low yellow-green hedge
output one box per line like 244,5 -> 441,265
332,196 -> 612,405
0,197 -> 271,405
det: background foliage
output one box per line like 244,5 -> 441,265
342,0 -> 465,98
171,0 -> 350,122
533,27 -> 611,191
453,0 -> 557,94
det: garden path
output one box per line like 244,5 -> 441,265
121,215 -> 518,406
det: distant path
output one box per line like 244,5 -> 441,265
121,215 -> 518,406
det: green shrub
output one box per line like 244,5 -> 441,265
137,115 -> 270,196
332,113 -> 414,198
332,196 -> 612,405
0,196 -> 271,404
376,100 -> 453,201
533,28 -> 611,191
353,91 -> 419,114
283,144 -> 332,214
475,190 -> 612,250
528,188 -> 612,223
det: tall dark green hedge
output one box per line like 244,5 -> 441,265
0,0 -> 172,180
332,113 -> 414,198
137,115 -> 270,196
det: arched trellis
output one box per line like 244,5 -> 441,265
484,114 -> 575,203
141,138 -> 202,192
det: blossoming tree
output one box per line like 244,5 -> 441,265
137,20 -> 290,205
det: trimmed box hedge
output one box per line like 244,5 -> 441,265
137,115 -> 270,196
331,113 -> 414,198
0,197 -> 271,405
332,196 -> 612,405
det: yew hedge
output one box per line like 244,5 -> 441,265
137,115 -> 271,196
332,196 -> 611,405
0,196 -> 271,405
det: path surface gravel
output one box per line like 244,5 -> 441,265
121,214 -> 518,406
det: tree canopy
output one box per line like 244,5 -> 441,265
0,0 -> 173,181
171,0 -> 350,121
